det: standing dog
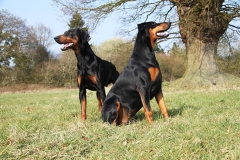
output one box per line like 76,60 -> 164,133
102,22 -> 171,125
54,28 -> 119,120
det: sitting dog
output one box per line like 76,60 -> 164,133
102,22 -> 171,125
54,28 -> 119,120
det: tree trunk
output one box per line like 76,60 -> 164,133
184,37 -> 220,84
169,0 -> 240,88
173,36 -> 238,88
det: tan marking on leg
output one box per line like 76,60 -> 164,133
139,93 -> 154,123
155,93 -> 169,119
81,98 -> 87,120
77,76 -> 82,87
96,92 -> 102,113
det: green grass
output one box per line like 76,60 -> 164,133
0,88 -> 240,159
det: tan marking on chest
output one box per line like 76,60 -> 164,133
148,67 -> 159,82
88,75 -> 97,84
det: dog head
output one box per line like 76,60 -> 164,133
54,28 -> 90,52
102,99 -> 129,125
138,22 -> 171,47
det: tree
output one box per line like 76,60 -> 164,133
57,50 -> 77,87
217,43 -> 240,78
153,43 -> 164,53
13,51 -> 33,83
0,9 -> 54,85
92,38 -> 133,72
68,11 -> 88,31
28,24 -> 53,68
169,0 -> 240,87
28,23 -> 53,49
52,0 -> 240,87
0,9 -> 32,84
0,10 -> 24,68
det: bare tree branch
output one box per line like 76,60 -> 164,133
52,0 -> 239,43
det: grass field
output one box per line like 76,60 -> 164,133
0,87 -> 240,159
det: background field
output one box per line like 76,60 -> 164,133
0,87 -> 240,159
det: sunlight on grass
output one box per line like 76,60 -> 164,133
0,88 -> 239,159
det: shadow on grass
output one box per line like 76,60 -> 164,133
131,105 -> 195,122
168,106 -> 185,117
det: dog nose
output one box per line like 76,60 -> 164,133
54,36 -> 59,42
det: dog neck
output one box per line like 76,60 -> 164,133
75,42 -> 93,55
132,31 -> 155,57
74,42 -> 96,61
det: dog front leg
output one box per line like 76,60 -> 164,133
155,92 -> 169,119
79,87 -> 87,120
99,87 -> 106,112
138,90 -> 153,123
96,91 -> 103,113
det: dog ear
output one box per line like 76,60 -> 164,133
81,29 -> 90,43
138,23 -> 145,31
77,29 -> 90,44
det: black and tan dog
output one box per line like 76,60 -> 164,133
102,22 -> 171,125
54,28 -> 119,120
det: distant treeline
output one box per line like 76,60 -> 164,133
1,10 -> 239,88
1,37 -> 239,88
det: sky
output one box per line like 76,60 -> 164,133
0,0 -> 123,55
2,0 -> 239,56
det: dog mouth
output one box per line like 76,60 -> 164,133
61,43 -> 73,51
156,31 -> 169,38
